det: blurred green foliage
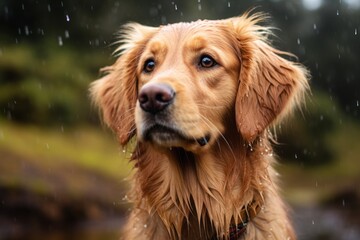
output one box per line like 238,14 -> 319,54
0,43 -> 109,125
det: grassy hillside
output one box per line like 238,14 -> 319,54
0,120 -> 133,238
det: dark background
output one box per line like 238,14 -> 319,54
0,0 -> 359,239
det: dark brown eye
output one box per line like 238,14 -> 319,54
199,55 -> 217,68
144,59 -> 155,73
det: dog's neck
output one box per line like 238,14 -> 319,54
131,129 -> 271,238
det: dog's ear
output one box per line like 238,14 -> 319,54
90,23 -> 158,145
229,14 -> 309,142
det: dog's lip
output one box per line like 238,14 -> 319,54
143,124 -> 210,147
144,124 -> 190,141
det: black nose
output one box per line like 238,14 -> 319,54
138,83 -> 175,114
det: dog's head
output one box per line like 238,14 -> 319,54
91,13 -> 309,152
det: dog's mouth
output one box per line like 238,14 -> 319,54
144,124 -> 211,148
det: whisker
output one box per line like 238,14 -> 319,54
198,114 -> 237,162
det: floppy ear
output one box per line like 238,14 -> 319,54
230,14 -> 309,142
90,23 -> 158,145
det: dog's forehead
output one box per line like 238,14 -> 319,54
148,19 -> 230,50
159,19 -> 226,36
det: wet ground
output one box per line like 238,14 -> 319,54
1,205 -> 359,240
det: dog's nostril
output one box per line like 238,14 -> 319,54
155,92 -> 172,102
139,94 -> 149,104
139,83 -> 175,113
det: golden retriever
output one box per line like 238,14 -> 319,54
91,12 -> 309,240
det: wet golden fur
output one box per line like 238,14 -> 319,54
91,12 -> 309,240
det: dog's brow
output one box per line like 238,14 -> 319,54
148,41 -> 167,55
186,36 -> 207,52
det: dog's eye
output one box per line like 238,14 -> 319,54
199,55 -> 217,68
143,59 -> 156,73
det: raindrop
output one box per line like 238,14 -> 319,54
161,16 -> 167,24
297,38 -> 301,45
312,220 -> 315,225
21,4 -> 25,10
342,199 -> 345,207
58,36 -> 63,46
174,4 -> 178,10
294,154 -> 298,159
48,4 -> 51,12
356,100 -> 359,107
198,0 -> 202,11
313,23 -> 317,30
122,149 -> 126,153
336,9 -> 339,15
66,14 -> 70,22
144,224 -> 147,228
46,143 -> 50,149
228,1 -> 231,7
65,30 -> 70,38
320,115 -> 324,121
24,26 -> 29,36
355,28 -> 358,35
38,28 -> 45,36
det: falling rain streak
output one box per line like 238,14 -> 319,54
58,36 -> 63,46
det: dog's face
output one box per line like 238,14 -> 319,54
135,22 -> 240,151
91,14 -> 308,152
